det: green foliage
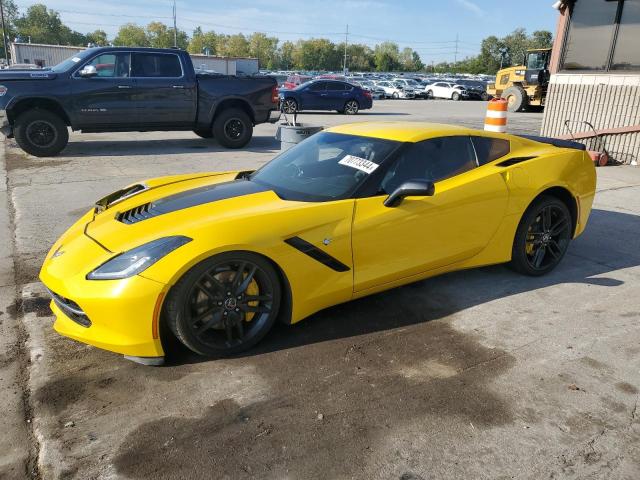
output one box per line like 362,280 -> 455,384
86,30 -> 108,47
113,23 -> 149,47
14,4 -> 88,46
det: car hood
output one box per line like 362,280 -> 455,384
83,171 -> 297,253
0,70 -> 57,81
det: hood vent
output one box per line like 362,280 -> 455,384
116,203 -> 158,224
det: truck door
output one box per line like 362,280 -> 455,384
130,52 -> 196,127
71,52 -> 138,129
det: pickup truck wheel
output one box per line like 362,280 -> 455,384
193,129 -> 214,139
214,108 -> 253,149
14,109 -> 69,157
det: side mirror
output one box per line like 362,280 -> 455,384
384,179 -> 435,208
79,65 -> 97,78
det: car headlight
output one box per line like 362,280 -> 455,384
87,236 -> 192,280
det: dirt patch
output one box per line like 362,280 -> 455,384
114,315 -> 515,480
6,295 -> 51,319
4,149 -> 70,172
615,382 -> 639,395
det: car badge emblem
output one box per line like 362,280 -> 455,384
51,246 -> 65,258
224,297 -> 237,310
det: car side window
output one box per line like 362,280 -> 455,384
131,53 -> 182,78
380,136 -> 477,194
471,136 -> 510,165
308,82 -> 326,92
84,53 -> 130,78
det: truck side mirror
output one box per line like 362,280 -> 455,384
79,65 -> 98,78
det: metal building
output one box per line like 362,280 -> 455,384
9,43 -> 259,75
543,0 -> 640,165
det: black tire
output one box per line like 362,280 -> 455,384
392,92 -> 399,99
193,128 -> 213,139
282,98 -> 298,114
509,196 -> 572,276
426,90 -> 433,99
213,108 -> 253,149
452,92 -> 461,101
502,86 -> 529,112
164,252 -> 282,357
14,109 -> 69,157
480,91 -> 489,101
343,99 -> 359,115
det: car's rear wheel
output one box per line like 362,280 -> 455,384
509,196 -> 572,276
213,108 -> 253,149
282,98 -> 298,114
426,90 -> 433,99
165,252 -> 281,357
343,100 -> 359,115
193,128 -> 214,139
14,109 -> 69,157
481,91 -> 489,101
392,92 -> 399,99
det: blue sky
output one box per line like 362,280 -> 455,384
20,0 -> 559,62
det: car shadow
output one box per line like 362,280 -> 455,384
59,135 -> 281,157
294,111 -> 410,116
165,208 -> 640,366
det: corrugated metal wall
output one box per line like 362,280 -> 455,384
541,74 -> 640,165
11,43 -> 83,67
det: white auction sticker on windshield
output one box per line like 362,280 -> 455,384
71,57 -> 81,63
338,155 -> 379,174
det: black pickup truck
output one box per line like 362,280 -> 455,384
0,47 -> 280,156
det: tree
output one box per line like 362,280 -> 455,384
412,51 -> 424,71
277,41 -> 296,70
248,32 -> 278,69
14,4 -> 87,46
218,33 -> 250,57
86,29 -> 108,46
114,23 -> 149,46
0,0 -> 19,59
530,30 -> 553,49
344,43 -> 375,72
374,42 -> 400,71
188,27 -> 219,55
294,38 -> 340,70
146,21 -> 188,49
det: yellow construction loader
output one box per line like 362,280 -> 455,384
487,48 -> 551,112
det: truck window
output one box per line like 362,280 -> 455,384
131,53 -> 182,78
85,53 -> 131,78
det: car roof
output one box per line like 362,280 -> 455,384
326,122 -> 485,143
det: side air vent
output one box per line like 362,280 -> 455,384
116,203 -> 158,224
497,156 -> 536,167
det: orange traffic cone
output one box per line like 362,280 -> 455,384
484,98 -> 508,133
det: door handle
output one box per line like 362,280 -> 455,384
117,85 -> 132,89
172,85 -> 185,89
320,93 -> 327,96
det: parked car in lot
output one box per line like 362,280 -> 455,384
375,81 -> 409,99
39,122 -> 596,362
282,74 -> 312,89
0,47 -> 280,157
355,80 -> 386,99
279,79 -> 372,115
424,82 -> 469,101
455,79 -> 489,101
394,78 -> 427,98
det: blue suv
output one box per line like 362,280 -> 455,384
279,79 -> 373,115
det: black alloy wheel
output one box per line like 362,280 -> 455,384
165,253 -> 281,356
510,196 -> 572,276
212,108 -> 253,149
14,109 -> 69,157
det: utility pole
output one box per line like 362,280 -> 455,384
343,24 -> 348,76
0,0 -> 9,66
172,0 -> 178,48
453,33 -> 459,73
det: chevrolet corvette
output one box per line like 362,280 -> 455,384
40,122 -> 596,365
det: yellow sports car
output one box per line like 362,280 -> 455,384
40,122 -> 596,365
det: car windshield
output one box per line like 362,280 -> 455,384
50,49 -> 95,73
250,132 -> 400,202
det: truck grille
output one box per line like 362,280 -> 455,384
116,203 -> 158,224
47,289 -> 91,327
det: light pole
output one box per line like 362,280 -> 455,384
0,0 -> 9,65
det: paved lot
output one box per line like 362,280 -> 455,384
1,100 -> 639,480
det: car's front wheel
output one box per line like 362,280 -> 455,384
343,100 -> 359,115
452,92 -> 461,101
425,90 -> 433,99
165,252 -> 281,357
282,98 -> 298,114
509,196 -> 572,276
14,109 -> 69,157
